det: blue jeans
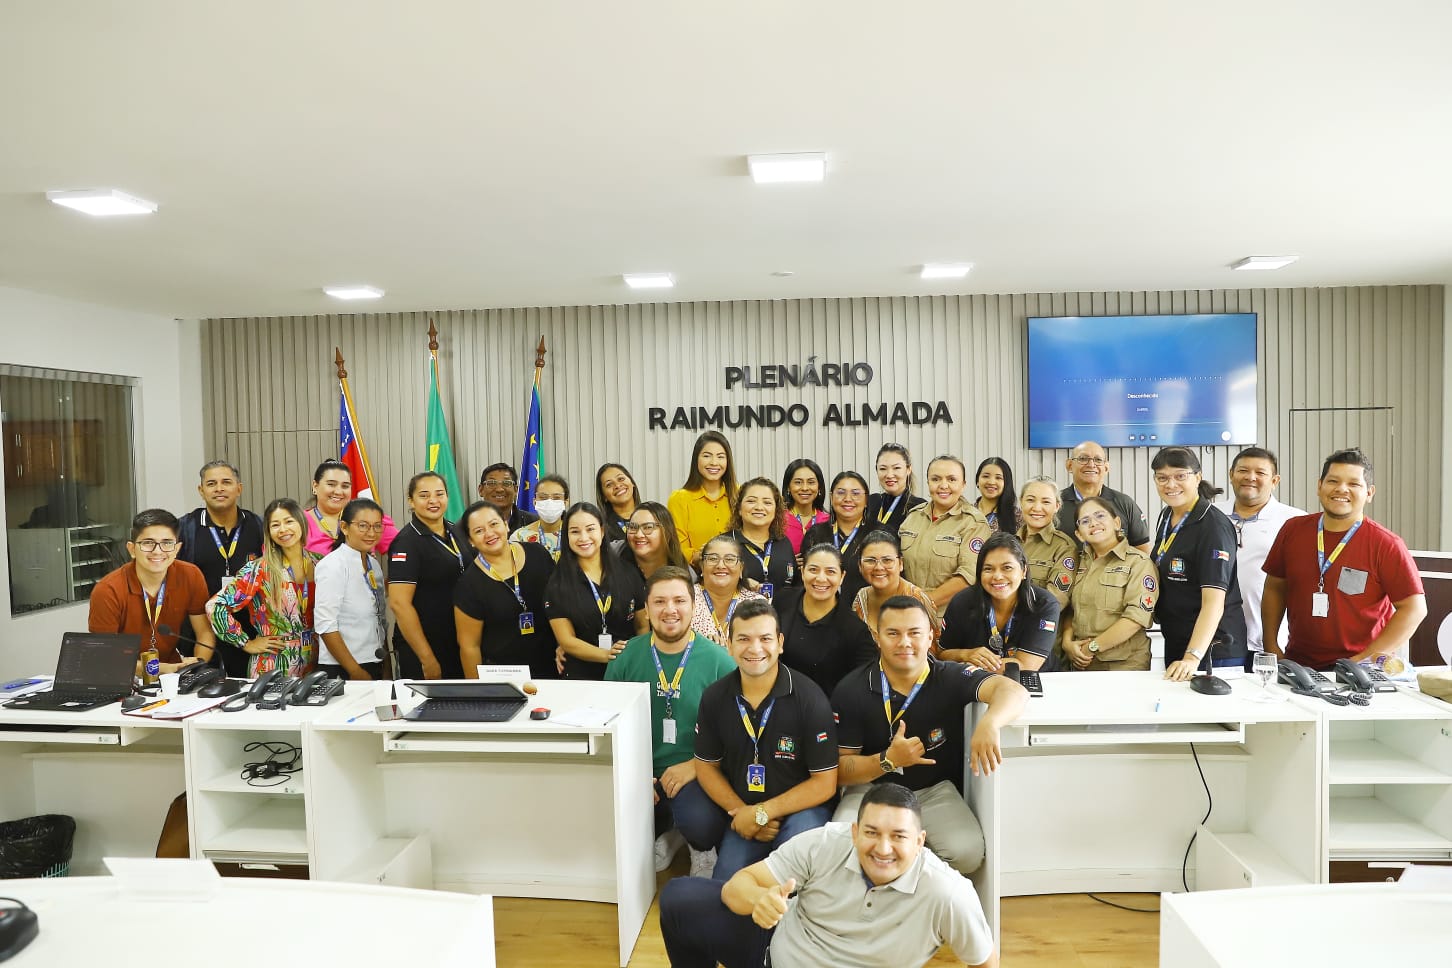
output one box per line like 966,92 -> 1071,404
664,780 -> 726,850
713,804 -> 833,880
659,875 -> 772,968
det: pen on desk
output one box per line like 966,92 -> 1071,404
346,708 -> 376,723
1153,698 -> 1161,713
138,699 -> 168,713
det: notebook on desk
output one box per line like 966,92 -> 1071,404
2,632 -> 141,712
403,681 -> 528,722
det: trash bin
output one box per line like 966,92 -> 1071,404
0,814 -> 77,879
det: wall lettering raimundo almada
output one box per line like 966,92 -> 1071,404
647,357 -> 954,431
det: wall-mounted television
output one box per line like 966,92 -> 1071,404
1026,313 -> 1258,449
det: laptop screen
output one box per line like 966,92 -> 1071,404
55,632 -> 142,694
406,681 -> 526,701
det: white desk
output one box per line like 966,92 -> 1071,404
0,873 -> 495,967
1160,883 -> 1452,966
968,671 -> 1322,940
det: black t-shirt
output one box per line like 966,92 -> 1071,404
939,583 -> 1061,659
1151,501 -> 1246,665
865,492 -> 927,536
695,666 -> 838,804
1057,484 -> 1151,548
772,586 -> 879,695
544,548 -> 646,680
802,519 -> 871,605
175,507 -> 265,674
387,516 -> 468,679
725,530 -> 798,597
453,542 -> 558,680
832,658 -> 995,793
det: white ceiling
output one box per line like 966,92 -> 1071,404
1,1 -> 1450,319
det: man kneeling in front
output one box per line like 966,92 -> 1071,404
658,782 -> 998,968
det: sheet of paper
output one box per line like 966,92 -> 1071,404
122,694 -> 230,719
104,857 -> 220,901
550,706 -> 616,728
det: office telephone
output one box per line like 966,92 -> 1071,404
1335,658 -> 1397,694
1279,658 -> 1366,706
221,669 -> 281,712
178,663 -> 225,695
285,670 -> 345,707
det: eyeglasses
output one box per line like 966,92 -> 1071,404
483,479 -> 517,489
701,554 -> 742,567
134,539 -> 178,553
1072,456 -> 1108,466
350,522 -> 384,533
832,488 -> 866,500
859,556 -> 901,568
623,522 -> 661,535
1154,472 -> 1195,486
1076,511 -> 1111,529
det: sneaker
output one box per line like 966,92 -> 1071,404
654,829 -> 686,872
688,846 -> 717,879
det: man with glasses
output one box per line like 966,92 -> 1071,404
89,508 -> 215,675
477,462 -> 539,532
1213,447 -> 1304,663
176,460 -> 264,674
1056,441 -> 1151,551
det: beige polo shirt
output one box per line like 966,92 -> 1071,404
763,822 -> 994,967
1068,539 -> 1158,666
1018,524 -> 1079,607
898,500 -> 992,592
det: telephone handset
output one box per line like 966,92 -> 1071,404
1333,658 -> 1374,692
1278,659 -> 1331,693
178,664 -> 225,695
255,670 -> 298,710
286,670 -> 345,707
221,669 -> 282,712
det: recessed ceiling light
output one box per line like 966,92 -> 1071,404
1231,255 -> 1298,271
323,285 -> 384,300
920,263 -> 973,280
771,270 -> 795,278
747,152 -> 827,184
623,273 -> 675,290
46,188 -> 157,216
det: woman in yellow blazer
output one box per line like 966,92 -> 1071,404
667,430 -> 739,567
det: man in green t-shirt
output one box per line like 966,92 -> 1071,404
607,565 -> 735,877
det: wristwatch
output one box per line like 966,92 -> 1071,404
1087,640 -> 1100,654
755,804 -> 770,826
879,754 -> 897,774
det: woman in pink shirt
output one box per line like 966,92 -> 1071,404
303,459 -> 398,555
781,457 -> 829,559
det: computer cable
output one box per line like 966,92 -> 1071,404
1180,741 -> 1212,894
240,740 -> 301,787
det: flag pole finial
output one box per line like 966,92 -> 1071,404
334,347 -> 347,381
535,335 -> 547,370
428,319 -> 439,352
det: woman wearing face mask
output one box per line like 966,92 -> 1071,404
1148,447 -> 1246,681
899,456 -> 994,610
1059,496 -> 1159,671
511,474 -> 569,560
596,463 -> 642,544
621,502 -> 695,584
303,459 -> 398,555
545,503 -> 648,679
1017,475 -> 1079,608
773,544 -> 877,694
690,534 -> 763,646
781,458 -> 829,557
974,457 -> 1020,533
939,533 -> 1059,673
723,478 -> 796,599
668,431 -> 739,567
852,531 -> 941,650
802,470 -> 873,605
455,501 -> 559,680
314,499 -> 388,680
865,443 -> 926,535
386,471 -> 467,681
211,498 -> 321,678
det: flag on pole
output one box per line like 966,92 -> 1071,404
424,340 -> 464,521
518,339 -> 546,513
338,373 -> 378,501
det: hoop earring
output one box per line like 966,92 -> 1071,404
1116,527 -> 1126,540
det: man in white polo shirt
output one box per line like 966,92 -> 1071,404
1214,447 -> 1303,664
658,782 -> 997,968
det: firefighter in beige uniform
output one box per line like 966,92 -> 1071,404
1060,496 -> 1160,671
1017,475 -> 1078,608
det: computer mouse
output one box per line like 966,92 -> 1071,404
121,694 -> 150,711
0,902 -> 40,960
530,707 -> 550,720
1190,674 -> 1232,696
199,678 -> 241,699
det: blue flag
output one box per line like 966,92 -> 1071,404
517,368 -> 544,513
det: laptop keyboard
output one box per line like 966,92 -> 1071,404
410,699 -> 523,722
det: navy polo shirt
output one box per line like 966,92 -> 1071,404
1152,500 -> 1246,664
939,583 -> 1061,659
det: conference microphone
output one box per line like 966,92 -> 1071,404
1189,639 -> 1231,696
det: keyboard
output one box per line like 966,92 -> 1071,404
3,691 -> 126,711
405,698 -> 525,723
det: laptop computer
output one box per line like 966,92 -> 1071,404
3,632 -> 142,712
403,681 -> 528,722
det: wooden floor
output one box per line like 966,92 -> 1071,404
495,864 -> 1161,966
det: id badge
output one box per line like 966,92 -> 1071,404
598,633 -> 613,650
518,611 -> 535,634
219,575 -> 238,595
662,718 -> 677,744
759,583 -> 774,599
1311,592 -> 1330,617
746,763 -> 766,793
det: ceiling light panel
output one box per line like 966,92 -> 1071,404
747,152 -> 827,184
46,188 -> 158,216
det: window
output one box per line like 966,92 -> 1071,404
2,366 -> 138,615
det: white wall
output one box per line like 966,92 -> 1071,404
0,286 -> 203,678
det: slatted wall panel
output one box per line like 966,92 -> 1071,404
201,284 -> 1443,549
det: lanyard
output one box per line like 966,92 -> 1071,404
363,554 -> 386,629
703,589 -> 739,637
310,507 -> 337,539
586,575 -> 613,625
835,521 -> 861,552
651,635 -> 695,714
430,528 -> 463,567
284,562 -> 311,617
880,663 -> 931,737
141,579 -> 167,646
735,695 -> 777,765
876,494 -> 903,524
1317,516 -> 1362,592
206,513 -> 240,574
476,553 -> 529,611
743,536 -> 773,574
793,512 -> 819,534
1153,499 -> 1197,565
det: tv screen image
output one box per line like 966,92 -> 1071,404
1026,313 -> 1258,449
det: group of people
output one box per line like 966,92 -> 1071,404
82,430 -> 1427,968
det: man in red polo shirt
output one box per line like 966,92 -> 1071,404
89,508 -> 214,675
1262,449 -> 1425,670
